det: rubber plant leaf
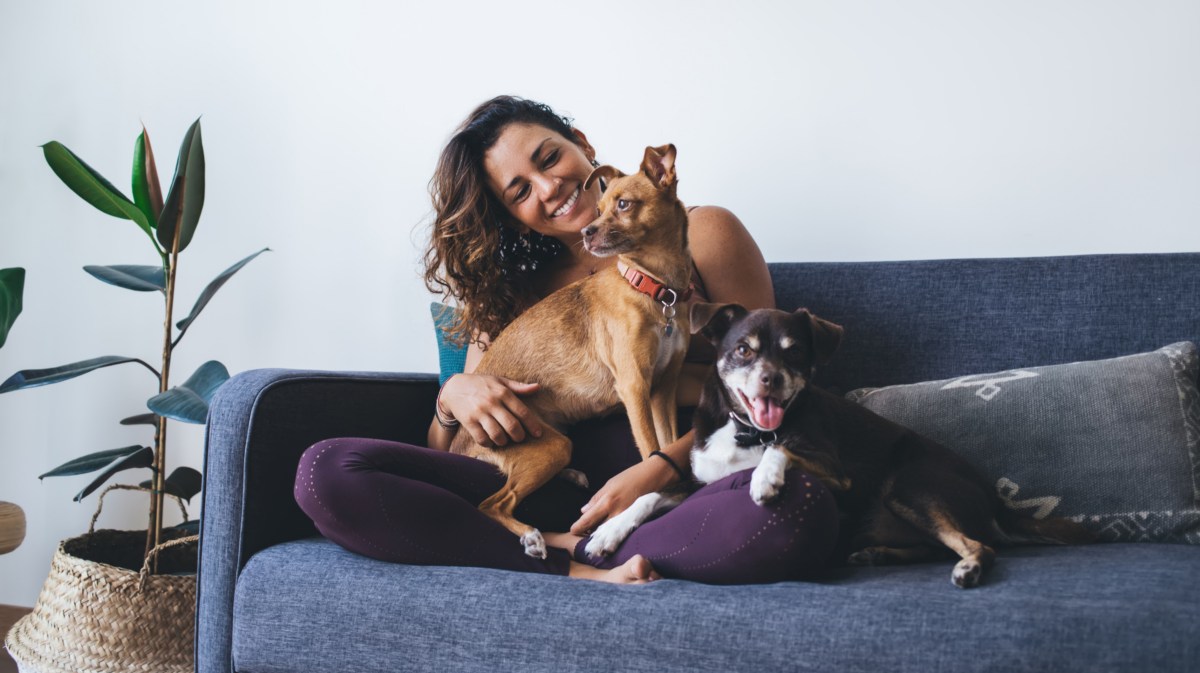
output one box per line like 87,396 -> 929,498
0,267 -> 25,349
139,466 -> 202,502
175,248 -> 270,334
1,355 -> 156,394
120,412 -> 159,426
42,141 -> 153,243
39,445 -> 147,478
83,264 -> 166,292
73,446 -> 155,502
131,126 -> 163,228
146,360 -> 229,424
157,118 -> 205,253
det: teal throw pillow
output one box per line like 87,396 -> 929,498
430,302 -> 467,386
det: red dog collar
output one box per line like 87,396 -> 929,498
617,260 -> 695,305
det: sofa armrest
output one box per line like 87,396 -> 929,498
196,368 -> 438,673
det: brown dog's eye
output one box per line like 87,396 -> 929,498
617,199 -> 631,211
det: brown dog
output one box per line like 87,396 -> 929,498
449,144 -> 693,558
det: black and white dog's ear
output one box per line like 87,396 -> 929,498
794,308 -> 844,365
690,302 -> 748,343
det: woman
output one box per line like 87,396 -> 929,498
296,96 -> 837,584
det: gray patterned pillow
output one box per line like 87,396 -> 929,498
847,342 -> 1200,543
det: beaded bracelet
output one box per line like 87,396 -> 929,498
650,450 -> 687,482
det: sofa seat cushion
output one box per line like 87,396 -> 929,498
232,538 -> 1198,673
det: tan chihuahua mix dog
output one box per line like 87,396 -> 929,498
449,144 -> 694,558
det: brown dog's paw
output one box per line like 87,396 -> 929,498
557,469 -> 589,490
521,530 -> 547,559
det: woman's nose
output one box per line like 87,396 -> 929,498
532,174 -> 561,201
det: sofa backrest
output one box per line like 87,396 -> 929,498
770,253 -> 1200,394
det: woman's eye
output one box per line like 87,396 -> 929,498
617,199 -> 631,211
514,184 -> 530,203
543,149 -> 560,168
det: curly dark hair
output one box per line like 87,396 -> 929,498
422,95 -> 584,347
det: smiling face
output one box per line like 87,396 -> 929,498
483,123 -> 602,244
694,305 -> 845,431
717,311 -> 814,430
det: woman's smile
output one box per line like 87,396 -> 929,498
550,186 -> 581,219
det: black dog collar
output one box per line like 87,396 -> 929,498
729,412 -> 778,447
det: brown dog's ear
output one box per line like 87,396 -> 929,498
690,302 -> 747,343
640,144 -> 677,189
584,165 -> 622,191
794,309 -> 844,365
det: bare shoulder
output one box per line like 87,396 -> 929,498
687,206 -> 775,310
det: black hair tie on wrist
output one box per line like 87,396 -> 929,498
650,450 -> 687,482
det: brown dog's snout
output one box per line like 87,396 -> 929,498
582,223 -> 599,238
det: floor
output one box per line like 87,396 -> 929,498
0,605 -> 32,673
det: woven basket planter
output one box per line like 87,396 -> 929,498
4,488 -> 198,673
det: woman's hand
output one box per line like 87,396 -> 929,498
570,457 -> 674,535
439,373 -> 543,448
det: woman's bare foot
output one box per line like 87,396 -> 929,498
569,554 -> 661,584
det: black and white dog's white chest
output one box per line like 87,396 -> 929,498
691,420 -> 769,485
692,415 -> 795,505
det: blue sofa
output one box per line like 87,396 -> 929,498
196,253 -> 1200,673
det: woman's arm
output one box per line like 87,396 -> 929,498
688,205 -> 776,312
426,335 -> 543,450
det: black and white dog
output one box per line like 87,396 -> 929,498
586,304 -> 1093,587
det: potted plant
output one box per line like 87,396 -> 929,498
2,119 -> 268,673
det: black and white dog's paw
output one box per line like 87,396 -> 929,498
750,446 -> 790,505
952,558 -> 983,588
584,515 -> 635,558
584,492 -> 680,558
847,549 -> 883,566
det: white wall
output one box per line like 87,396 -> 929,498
1,0 -> 1197,606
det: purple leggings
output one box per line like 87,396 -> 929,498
294,415 -> 838,584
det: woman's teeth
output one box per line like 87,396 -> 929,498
552,187 -> 580,218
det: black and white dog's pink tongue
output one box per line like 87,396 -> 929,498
750,397 -> 784,430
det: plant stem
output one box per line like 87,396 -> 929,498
147,215 -> 182,570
